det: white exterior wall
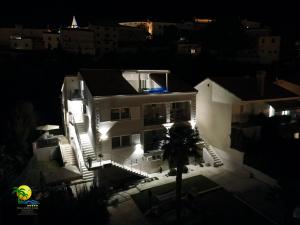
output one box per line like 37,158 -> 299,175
92,92 -> 196,173
195,79 -> 244,167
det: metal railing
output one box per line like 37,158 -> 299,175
69,113 -> 89,172
111,160 -> 149,178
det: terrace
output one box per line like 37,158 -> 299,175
122,69 -> 170,94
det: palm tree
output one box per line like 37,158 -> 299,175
160,122 -> 203,223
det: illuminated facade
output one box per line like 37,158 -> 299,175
61,69 -> 196,176
195,76 -> 300,177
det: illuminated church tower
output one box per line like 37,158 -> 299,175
70,16 -> 79,28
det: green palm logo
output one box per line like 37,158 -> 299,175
12,185 -> 32,201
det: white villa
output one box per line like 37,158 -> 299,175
61,69 -> 197,181
195,73 -> 300,182
56,68 -> 300,185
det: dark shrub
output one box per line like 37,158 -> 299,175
168,168 -> 177,176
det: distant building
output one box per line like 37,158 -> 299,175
10,36 -> 33,50
43,31 -> 60,50
257,36 -> 280,64
118,25 -> 149,43
119,21 -> 177,38
0,26 -> 46,50
177,41 -> 202,56
241,19 -> 261,29
60,28 -> 95,55
61,69 -> 196,180
88,24 -> 118,55
0,27 -> 17,48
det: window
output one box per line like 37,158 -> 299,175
144,129 -> 165,152
112,135 -> 131,149
111,108 -> 130,120
144,104 -> 166,126
170,102 -> 191,122
121,108 -> 130,119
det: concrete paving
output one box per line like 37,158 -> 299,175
109,164 -> 284,225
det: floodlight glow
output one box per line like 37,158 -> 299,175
100,134 -> 108,141
134,144 -> 144,155
97,121 -> 117,141
189,120 -> 196,129
163,122 -> 174,129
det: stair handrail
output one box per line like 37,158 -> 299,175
58,142 -> 67,166
111,158 -> 149,178
200,138 -> 223,165
69,113 -> 89,171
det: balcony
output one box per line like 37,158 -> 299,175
144,104 -> 166,126
122,70 -> 170,94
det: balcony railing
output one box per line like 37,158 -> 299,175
142,87 -> 168,94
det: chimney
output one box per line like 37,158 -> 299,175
256,70 -> 266,97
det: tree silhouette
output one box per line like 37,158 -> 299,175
160,122 -> 203,223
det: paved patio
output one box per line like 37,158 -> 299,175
108,164 -> 283,225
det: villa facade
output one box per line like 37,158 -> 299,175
61,69 -> 196,180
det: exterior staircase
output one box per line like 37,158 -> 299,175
76,122 -> 87,133
75,121 -> 97,182
111,161 -> 149,178
60,144 -> 77,166
79,133 -> 97,161
202,141 -> 223,167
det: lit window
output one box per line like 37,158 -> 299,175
281,110 -> 290,115
191,49 -> 196,54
